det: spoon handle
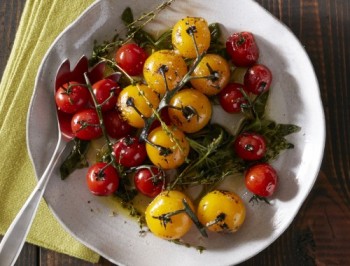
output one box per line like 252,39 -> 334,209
0,137 -> 66,266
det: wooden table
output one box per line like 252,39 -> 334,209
1,0 -> 349,265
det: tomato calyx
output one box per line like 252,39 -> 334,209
94,168 -> 107,181
60,82 -> 85,95
205,63 -> 220,82
182,106 -> 198,121
158,64 -> 169,75
122,135 -> 136,146
237,34 -> 246,46
249,194 -> 271,205
76,120 -> 100,131
169,104 -> 199,122
143,137 -> 173,157
186,25 -> 198,35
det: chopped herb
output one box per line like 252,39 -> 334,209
60,138 -> 90,180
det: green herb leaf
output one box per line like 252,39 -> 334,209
209,23 -> 221,40
154,29 -> 173,50
241,118 -> 301,161
121,7 -> 134,25
132,29 -> 156,48
253,91 -> 269,119
207,23 -> 229,59
171,124 -> 244,190
60,138 -> 90,180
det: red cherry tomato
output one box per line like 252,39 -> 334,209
92,78 -> 120,112
71,109 -> 102,140
57,111 -> 74,139
218,83 -> 248,113
226,32 -> 259,67
234,132 -> 267,161
134,166 -> 165,197
245,163 -> 278,197
113,136 -> 147,167
244,64 -> 272,95
55,81 -> 89,113
86,162 -> 119,196
115,43 -> 148,76
103,109 -> 133,139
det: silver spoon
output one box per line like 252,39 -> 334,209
0,59 -> 73,266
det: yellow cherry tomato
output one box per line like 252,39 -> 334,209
197,190 -> 246,233
117,84 -> 159,128
143,50 -> 188,96
146,126 -> 190,169
190,54 -> 231,96
172,17 -> 211,59
168,88 -> 212,133
145,190 -> 194,240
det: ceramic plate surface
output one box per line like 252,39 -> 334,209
27,0 -> 325,265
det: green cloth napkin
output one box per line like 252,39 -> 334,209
0,0 -> 100,263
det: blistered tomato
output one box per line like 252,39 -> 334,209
190,54 -> 230,96
218,83 -> 248,113
146,126 -> 190,169
244,64 -> 273,95
168,88 -> 212,133
172,17 -> 210,58
234,132 -> 267,161
71,109 -> 102,140
197,190 -> 246,233
145,190 -> 194,239
143,50 -> 188,96
86,162 -> 119,196
226,31 -> 259,67
117,83 -> 160,128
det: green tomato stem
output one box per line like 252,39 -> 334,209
83,73 -> 122,173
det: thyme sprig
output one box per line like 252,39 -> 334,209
83,73 -> 120,171
152,199 -> 208,237
90,0 -> 174,65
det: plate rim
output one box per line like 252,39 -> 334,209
26,0 -> 326,265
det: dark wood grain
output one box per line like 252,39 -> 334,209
0,0 -> 25,80
1,0 -> 349,265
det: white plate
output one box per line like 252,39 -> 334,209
27,0 -> 325,265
